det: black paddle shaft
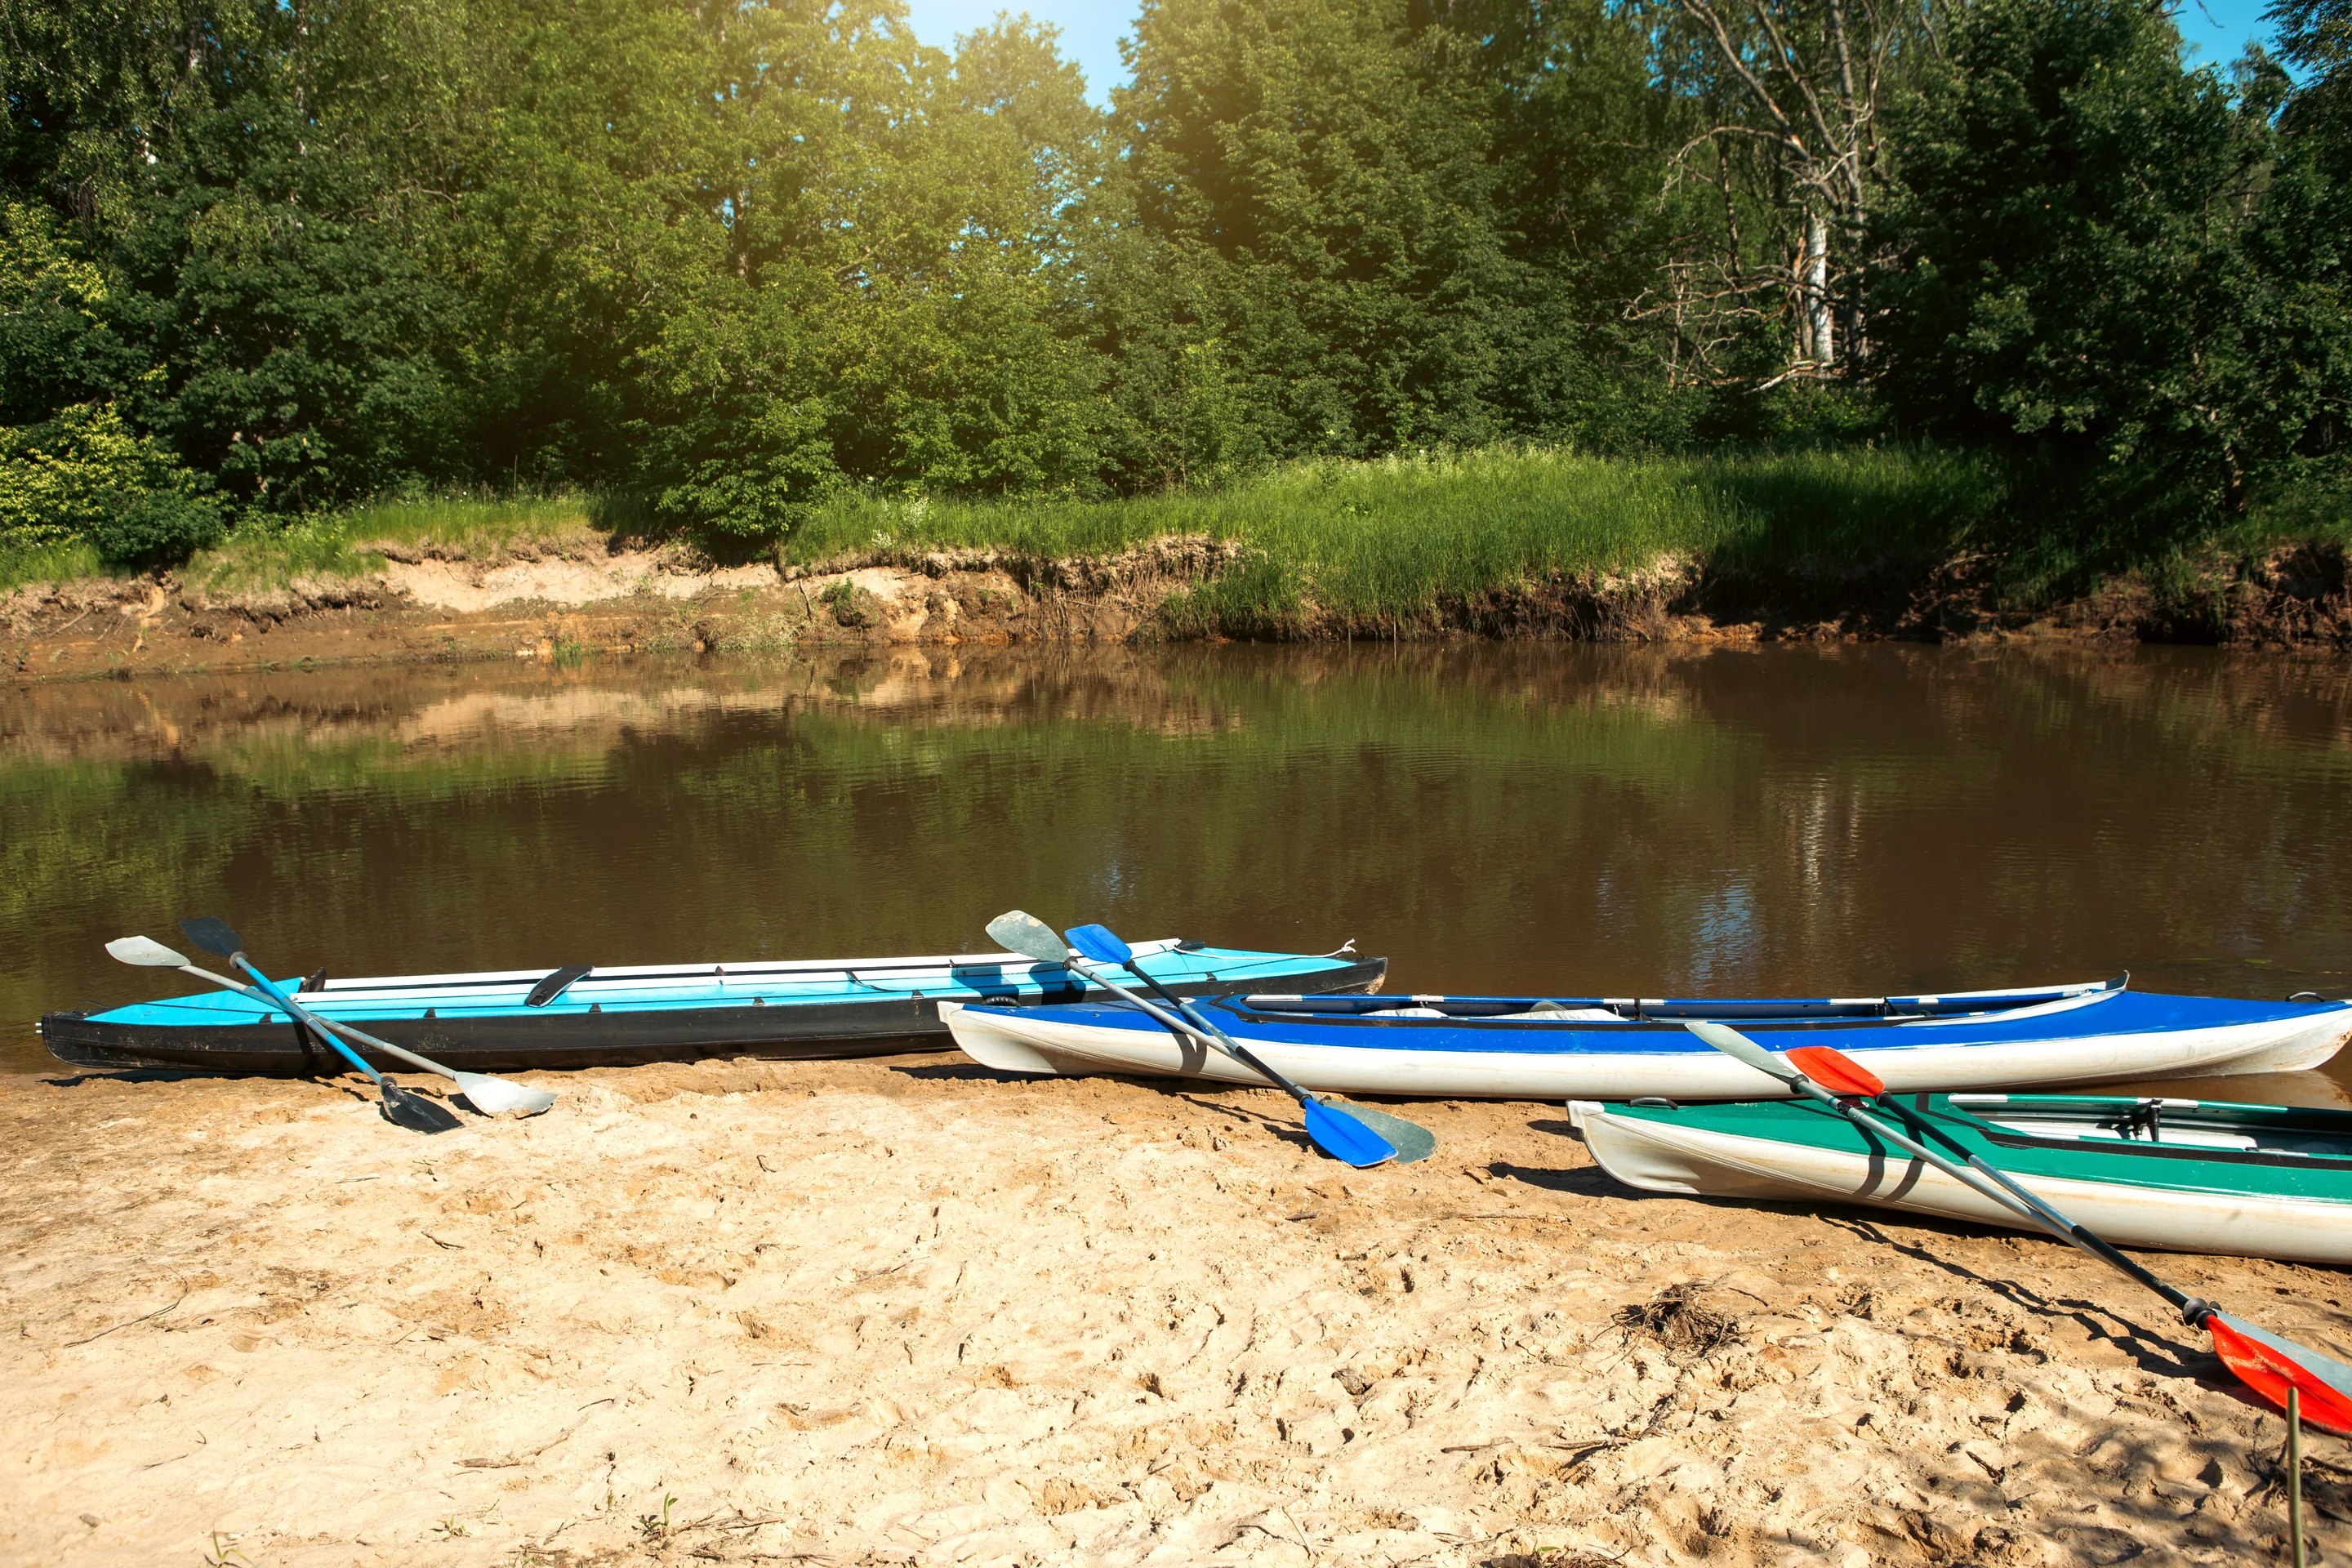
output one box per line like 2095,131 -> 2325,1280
1851,1093 -> 2209,1325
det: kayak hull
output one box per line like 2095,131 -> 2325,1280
1568,1094 -> 2352,1266
42,945 -> 1387,1076
940,985 -> 2352,1099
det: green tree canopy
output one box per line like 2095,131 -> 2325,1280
0,0 -> 2343,556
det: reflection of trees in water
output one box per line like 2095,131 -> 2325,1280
6,645 -> 2351,1073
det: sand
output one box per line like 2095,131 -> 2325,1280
7,1054 -> 2350,1567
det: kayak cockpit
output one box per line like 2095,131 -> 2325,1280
1948,1094 -> 2352,1160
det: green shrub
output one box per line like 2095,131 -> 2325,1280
0,402 -> 222,566
91,487 -> 225,567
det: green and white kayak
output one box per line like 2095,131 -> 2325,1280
1567,1092 -> 2352,1266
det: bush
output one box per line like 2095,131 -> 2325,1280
90,487 -> 225,567
0,402 -> 223,566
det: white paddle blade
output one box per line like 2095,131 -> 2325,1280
987,910 -> 1071,966
1685,1020 -> 1802,1085
108,935 -> 194,969
452,1072 -> 556,1118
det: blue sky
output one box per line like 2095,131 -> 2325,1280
896,2 -> 2287,106
898,1 -> 1138,102
2178,0 -> 2287,65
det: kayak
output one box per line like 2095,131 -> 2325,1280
40,939 -> 1386,1076
938,978 -> 2352,1098
1567,1092 -> 2352,1265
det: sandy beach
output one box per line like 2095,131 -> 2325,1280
7,1054 -> 2350,1566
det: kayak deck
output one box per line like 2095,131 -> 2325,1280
1238,976 -> 2128,1022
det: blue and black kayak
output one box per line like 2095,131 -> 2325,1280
39,939 -> 1386,1076
941,978 -> 2352,1098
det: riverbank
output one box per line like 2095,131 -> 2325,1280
7,1052 -> 2346,1566
5,448 -> 2350,682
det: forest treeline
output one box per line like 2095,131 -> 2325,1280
2,0 -> 2346,568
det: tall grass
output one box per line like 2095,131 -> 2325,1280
16,448 -> 2343,626
792,444 -> 2003,628
7,448 -> 2008,621
0,538 -> 105,594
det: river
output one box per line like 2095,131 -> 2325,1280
7,642 -> 2350,1098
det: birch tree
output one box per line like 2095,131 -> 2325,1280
1640,0 -> 1923,385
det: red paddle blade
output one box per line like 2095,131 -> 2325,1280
1785,1045 -> 1886,1098
2207,1312 -> 2352,1437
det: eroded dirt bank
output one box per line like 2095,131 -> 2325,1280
7,1054 -> 2350,1567
8,535 -> 2352,684
2,537 -> 1246,684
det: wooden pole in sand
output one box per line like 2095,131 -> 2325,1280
2290,1385 -> 2305,1568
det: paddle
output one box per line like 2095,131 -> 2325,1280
1067,921 -> 1437,1166
111,925 -> 548,1122
172,920 -> 552,1116
982,911 -> 1420,1168
107,932 -> 452,1132
1687,1020 -> 2352,1436
161,923 -> 554,1120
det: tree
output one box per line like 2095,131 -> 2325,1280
1475,0 -> 1696,444
590,2 -> 1114,532
1872,0 -> 2280,514
1102,0 -> 1530,463
2250,0 -> 2352,483
1630,0 -> 1924,387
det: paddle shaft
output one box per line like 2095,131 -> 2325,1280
1685,1024 -> 2352,1436
184,959 -> 393,1087
1116,960 -> 1322,1109
2293,1385 -> 2308,1568
1802,1080 -> 2207,1321
250,984 -> 461,1084
204,960 -> 459,1091
1874,1094 -> 2203,1311
1062,960 -> 1312,1107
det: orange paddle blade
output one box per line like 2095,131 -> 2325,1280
1784,1045 -> 1886,1098
2207,1312 -> 2352,1437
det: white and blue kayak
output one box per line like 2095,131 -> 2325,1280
41,939 -> 1386,1076
940,978 -> 2352,1099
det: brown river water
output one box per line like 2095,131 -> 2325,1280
7,641 -> 2352,1101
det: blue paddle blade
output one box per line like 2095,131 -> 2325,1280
178,915 -> 245,960
1303,1098 -> 1398,1168
1065,924 -> 1135,967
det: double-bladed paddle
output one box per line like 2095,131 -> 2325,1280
109,920 -> 555,1124
984,911 -> 1432,1168
109,929 -> 451,1132
1069,921 -> 1437,1166
1687,1018 -> 2352,1436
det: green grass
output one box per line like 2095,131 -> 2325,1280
791,443 -> 2004,631
44,446 -> 2341,634
3,493 -> 629,597
184,494 -> 622,593
0,537 -> 105,593
6,448 -> 2008,625
335,493 -> 637,551
14,448 -> 2344,631
2230,472 -> 2352,556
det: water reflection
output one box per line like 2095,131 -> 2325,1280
6,643 -> 2351,1094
